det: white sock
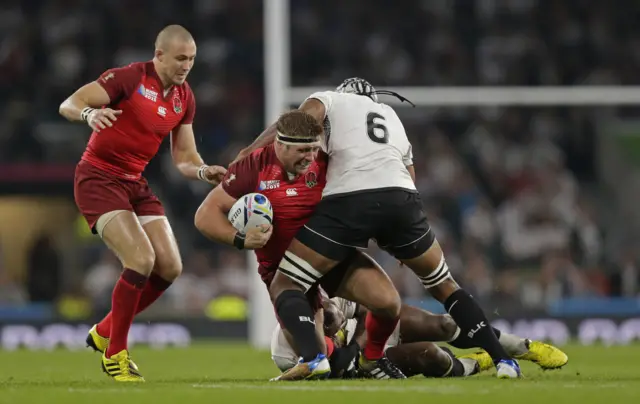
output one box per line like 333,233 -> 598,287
458,358 -> 480,376
498,333 -> 528,356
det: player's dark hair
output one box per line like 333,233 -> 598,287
276,110 -> 323,142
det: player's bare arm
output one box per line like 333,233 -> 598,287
299,98 -> 327,124
195,185 -> 272,250
170,124 -> 226,185
233,98 -> 326,163
59,81 -> 122,132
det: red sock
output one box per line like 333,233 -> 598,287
96,273 -> 173,338
324,336 -> 335,357
136,273 -> 172,313
105,269 -> 147,357
363,311 -> 399,360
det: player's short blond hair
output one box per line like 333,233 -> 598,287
155,25 -> 194,50
275,110 -> 323,145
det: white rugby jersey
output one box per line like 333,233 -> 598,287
330,296 -> 358,321
306,91 -> 416,197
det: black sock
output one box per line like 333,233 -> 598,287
444,289 -> 510,362
274,289 -> 321,362
449,326 -> 501,349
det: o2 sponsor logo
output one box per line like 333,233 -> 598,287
0,323 -> 191,351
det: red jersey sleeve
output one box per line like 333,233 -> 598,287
180,85 -> 196,125
222,152 -> 261,199
96,64 -> 143,104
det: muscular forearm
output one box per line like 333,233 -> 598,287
174,153 -> 206,180
236,123 -> 277,161
194,207 -> 237,245
59,96 -> 93,122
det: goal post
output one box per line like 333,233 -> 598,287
246,0 -> 291,350
250,0 -> 640,349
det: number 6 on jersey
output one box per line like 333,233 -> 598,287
366,112 -> 389,144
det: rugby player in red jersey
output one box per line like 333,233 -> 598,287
59,25 -> 226,382
195,110 -> 405,380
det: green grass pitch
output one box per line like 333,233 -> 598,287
0,342 -> 637,404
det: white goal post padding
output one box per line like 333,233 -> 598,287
250,0 -> 640,349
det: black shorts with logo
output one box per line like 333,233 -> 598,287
295,187 -> 435,262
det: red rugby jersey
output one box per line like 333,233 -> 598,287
81,61 -> 195,179
222,144 -> 327,285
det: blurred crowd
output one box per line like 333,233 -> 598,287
1,0 -> 640,316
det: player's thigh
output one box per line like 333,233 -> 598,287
376,190 -> 436,261
74,161 -> 133,234
374,190 -> 460,302
271,237 -> 344,297
398,304 -> 458,343
330,252 -> 401,317
385,342 -> 452,378
101,211 -> 156,274
294,195 -> 373,264
140,216 -> 182,281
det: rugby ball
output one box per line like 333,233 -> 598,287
228,193 -> 273,233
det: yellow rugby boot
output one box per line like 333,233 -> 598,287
87,324 -> 139,371
86,324 -> 109,353
514,339 -> 568,370
101,350 -> 145,382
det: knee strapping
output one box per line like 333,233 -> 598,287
418,255 -> 451,288
278,251 -> 323,292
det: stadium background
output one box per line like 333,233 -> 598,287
1,0 -> 640,350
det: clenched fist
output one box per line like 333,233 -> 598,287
197,165 -> 227,186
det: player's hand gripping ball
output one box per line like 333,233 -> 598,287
228,193 -> 273,249
228,193 -> 274,233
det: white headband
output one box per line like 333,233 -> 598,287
276,131 -> 320,146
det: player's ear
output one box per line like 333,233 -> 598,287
154,49 -> 164,61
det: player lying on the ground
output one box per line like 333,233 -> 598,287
59,25 -> 226,382
196,110 -> 408,380
272,296 -> 479,379
271,280 -> 568,379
